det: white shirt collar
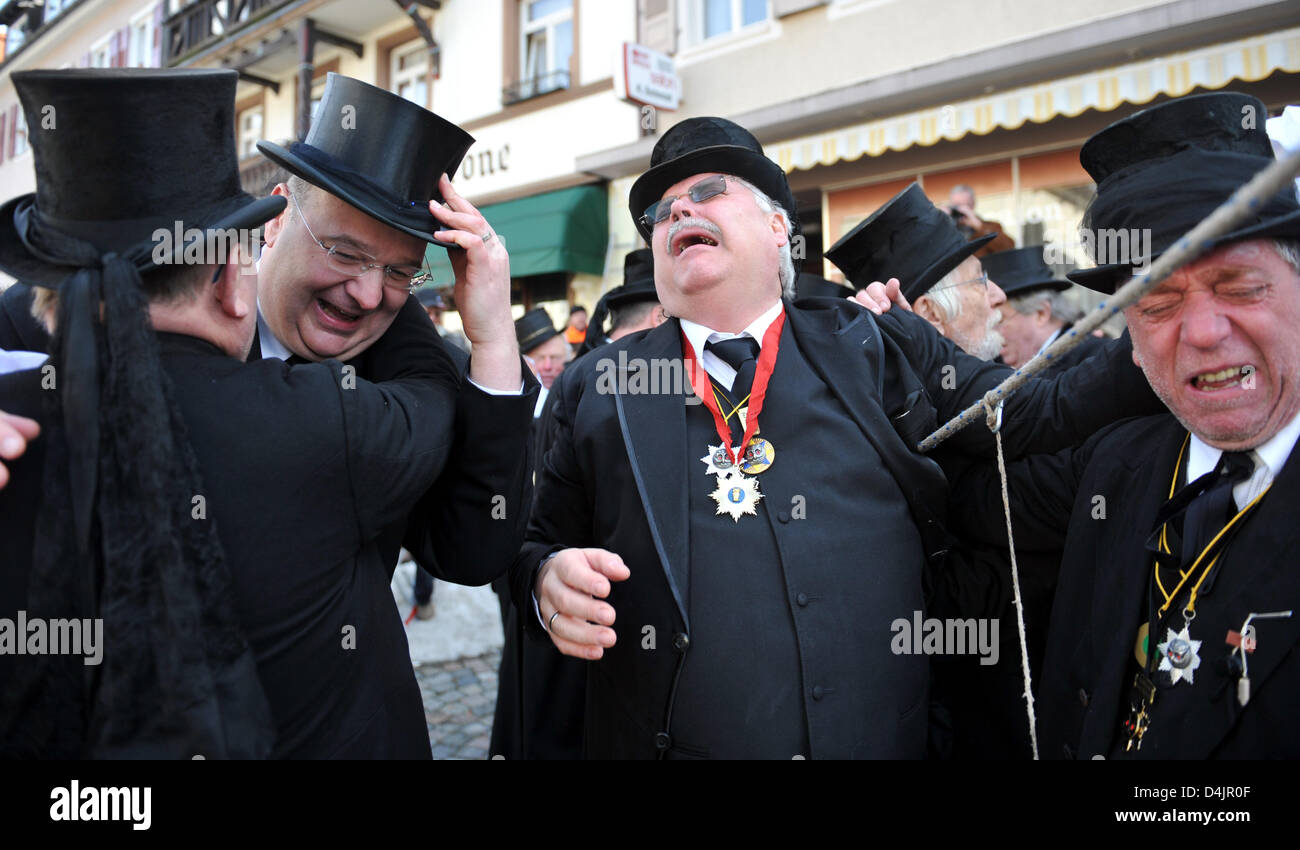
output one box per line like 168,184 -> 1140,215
678,300 -> 784,392
255,300 -> 292,361
1186,406 -> 1300,508
1035,324 -> 1066,358
679,299 -> 784,359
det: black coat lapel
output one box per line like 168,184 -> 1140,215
614,320 -> 691,627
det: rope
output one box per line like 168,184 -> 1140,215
918,145 -> 1300,453
986,399 -> 1039,759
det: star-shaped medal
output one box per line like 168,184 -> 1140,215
1156,625 -> 1202,685
710,472 -> 762,521
700,443 -> 736,477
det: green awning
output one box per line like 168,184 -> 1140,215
421,184 -> 607,285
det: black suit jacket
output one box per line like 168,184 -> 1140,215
0,302 -> 531,757
508,297 -> 1162,758
951,414 -> 1300,758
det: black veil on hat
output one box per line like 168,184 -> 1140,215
580,248 -> 658,355
628,117 -> 800,264
0,69 -> 280,758
257,73 -> 475,249
1069,92 -> 1300,293
825,182 -> 995,302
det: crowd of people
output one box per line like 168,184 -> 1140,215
0,66 -> 1296,759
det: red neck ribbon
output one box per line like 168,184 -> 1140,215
681,309 -> 786,466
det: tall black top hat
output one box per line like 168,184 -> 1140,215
580,249 -> 659,354
0,69 -> 284,286
629,117 -> 798,244
257,73 -> 475,249
1069,92 -> 1300,293
0,68 -> 275,759
980,246 -> 1071,298
516,307 -> 562,354
825,182 -> 995,301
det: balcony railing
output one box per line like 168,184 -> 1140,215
163,0 -> 291,65
501,70 -> 570,106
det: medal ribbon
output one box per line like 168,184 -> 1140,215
681,309 -> 786,466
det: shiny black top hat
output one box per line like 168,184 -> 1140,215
515,307 -> 561,354
980,246 -> 1071,298
629,117 -> 798,243
580,249 -> 659,354
1069,92 -> 1300,293
794,272 -> 852,300
257,73 -> 474,249
0,69 -> 285,286
825,182 -> 995,301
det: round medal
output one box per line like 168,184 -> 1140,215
739,437 -> 775,475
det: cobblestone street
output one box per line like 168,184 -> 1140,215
415,649 -> 502,760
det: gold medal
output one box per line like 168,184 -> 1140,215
739,436 -> 775,475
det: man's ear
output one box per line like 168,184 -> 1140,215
769,211 -> 789,248
263,183 -> 291,248
912,295 -> 946,333
212,247 -> 255,321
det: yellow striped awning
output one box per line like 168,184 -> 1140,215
773,26 -> 1300,172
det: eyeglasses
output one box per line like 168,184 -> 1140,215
929,273 -> 988,293
288,191 -> 430,293
639,174 -> 731,231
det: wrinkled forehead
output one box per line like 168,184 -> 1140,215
1127,239 -> 1294,297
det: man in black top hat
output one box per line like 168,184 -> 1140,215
577,249 -> 666,356
950,91 -> 1300,758
827,183 -> 1009,361
253,73 -> 536,594
507,115 -> 1162,758
982,246 -> 1105,370
0,68 -> 492,758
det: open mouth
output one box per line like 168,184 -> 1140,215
672,231 -> 719,256
1190,364 -> 1254,392
316,298 -> 362,328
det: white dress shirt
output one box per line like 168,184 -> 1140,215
678,299 -> 784,391
1186,406 -> 1300,510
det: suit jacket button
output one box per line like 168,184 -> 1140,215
1078,688 -> 1089,707
778,510 -> 790,523
654,732 -> 671,750
796,593 -> 809,607
673,632 -> 690,651
812,685 -> 825,700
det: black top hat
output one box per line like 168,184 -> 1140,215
579,249 -> 659,355
794,272 -> 852,300
1068,92 -> 1300,293
825,182 -> 995,301
628,117 -> 798,243
980,246 -> 1071,298
0,69 -> 285,287
515,307 -> 561,354
257,73 -> 474,249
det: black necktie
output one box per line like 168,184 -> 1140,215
1179,450 -> 1255,565
705,337 -> 760,442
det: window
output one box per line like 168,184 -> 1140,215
128,13 -> 154,68
12,107 -> 27,158
238,107 -> 263,159
89,37 -> 113,68
686,0 -> 767,44
518,0 -> 572,99
391,42 -> 429,107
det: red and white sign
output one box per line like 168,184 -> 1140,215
614,42 -> 680,111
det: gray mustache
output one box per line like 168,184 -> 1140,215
666,217 -> 722,251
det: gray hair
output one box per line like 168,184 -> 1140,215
919,266 -> 966,322
1274,239 -> 1300,275
728,175 -> 796,299
1006,288 -> 1078,324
